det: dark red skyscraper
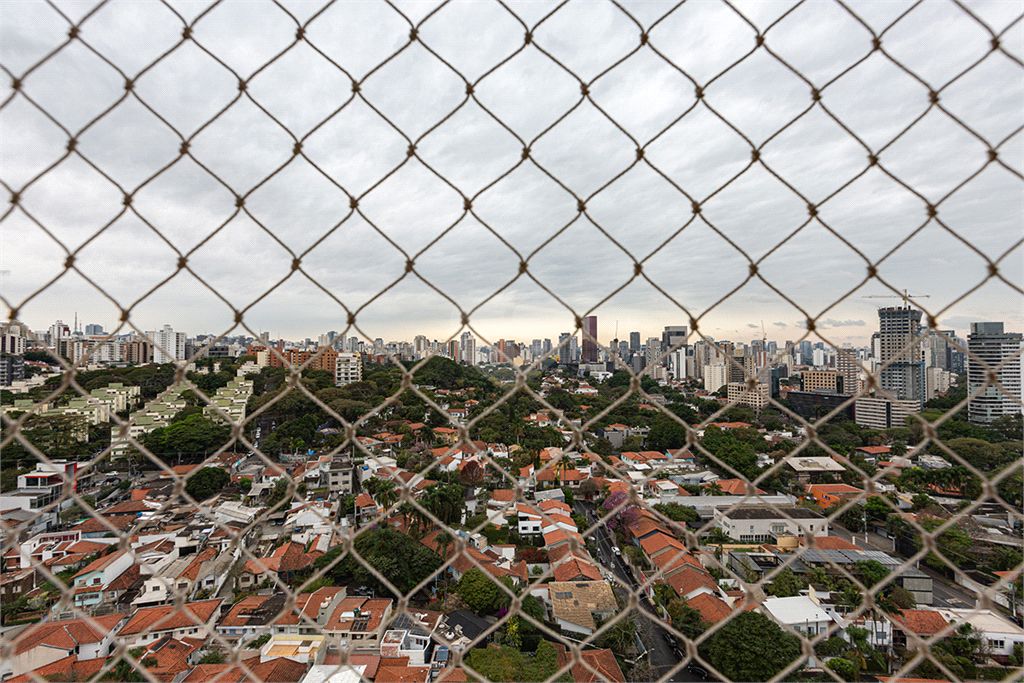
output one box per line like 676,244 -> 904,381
582,315 -> 598,363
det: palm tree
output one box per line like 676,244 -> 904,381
434,530 -> 454,561
707,481 -> 724,496
375,480 -> 398,512
552,456 -> 575,486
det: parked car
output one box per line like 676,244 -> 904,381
686,663 -> 711,680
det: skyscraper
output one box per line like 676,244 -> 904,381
629,332 -> 640,353
148,324 -> 187,364
967,322 -> 1022,424
877,307 -> 925,405
582,316 -> 598,363
460,331 -> 476,365
662,326 -> 687,376
557,333 -> 572,363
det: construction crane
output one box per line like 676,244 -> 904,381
862,289 -> 931,307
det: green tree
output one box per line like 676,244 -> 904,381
647,418 -> 689,452
143,413 -> 232,461
700,611 -> 802,682
653,502 -> 701,525
667,597 -> 707,639
457,566 -> 503,614
767,568 -> 803,597
185,467 -> 230,502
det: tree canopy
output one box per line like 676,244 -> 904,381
184,467 -> 230,502
700,611 -> 802,682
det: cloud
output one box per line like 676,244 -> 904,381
2,1 -> 1020,347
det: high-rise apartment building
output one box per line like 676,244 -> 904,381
557,333 -> 572,363
877,307 -> 925,406
967,322 -> 1022,424
461,332 -> 476,365
582,316 -> 598,363
148,325 -> 187,364
662,325 -> 687,377
335,352 -> 362,387
645,338 -> 661,369
835,346 -> 861,396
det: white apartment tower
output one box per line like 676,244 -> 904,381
335,352 -> 362,387
460,332 -> 476,366
967,322 -> 1023,424
148,325 -> 187,364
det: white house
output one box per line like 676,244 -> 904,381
1,613 -> 126,680
761,595 -> 833,639
937,608 -> 1024,659
714,505 -> 827,543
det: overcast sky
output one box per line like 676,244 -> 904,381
2,0 -> 1022,350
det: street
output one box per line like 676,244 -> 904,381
829,523 -> 978,609
576,501 -> 704,682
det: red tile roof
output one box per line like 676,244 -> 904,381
639,533 -> 686,557
12,613 -> 124,655
666,567 -> 719,598
805,536 -> 860,550
6,655 -> 107,683
71,515 -> 137,534
807,483 -> 863,494
891,609 -> 948,636
118,598 -> 222,636
704,478 -> 766,496
572,648 -> 625,683
73,548 -> 129,579
552,558 -> 602,582
687,592 -> 733,624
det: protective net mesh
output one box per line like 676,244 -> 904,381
1,1 -> 1022,683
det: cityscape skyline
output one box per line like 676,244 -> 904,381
7,302 -> 1019,353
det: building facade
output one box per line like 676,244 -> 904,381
967,322 -> 1022,424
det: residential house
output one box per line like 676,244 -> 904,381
1,613 -> 125,680
714,506 -> 828,543
354,493 -> 380,524
545,581 -> 618,635
323,597 -> 395,650
760,595 -> 833,639
433,427 -> 459,445
785,456 -> 846,482
216,593 -> 287,644
571,649 -> 626,683
117,598 -> 224,647
644,479 -> 687,504
0,569 -> 37,605
936,608 -> 1024,661
70,548 -> 134,610
806,483 -> 864,509
236,541 -> 321,589
379,611 -> 442,665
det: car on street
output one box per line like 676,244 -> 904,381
686,663 -> 711,680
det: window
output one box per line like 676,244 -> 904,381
989,639 -> 1004,650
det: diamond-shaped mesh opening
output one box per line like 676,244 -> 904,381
2,2 -> 1022,683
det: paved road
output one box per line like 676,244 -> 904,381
830,523 -> 978,609
576,501 -> 705,682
